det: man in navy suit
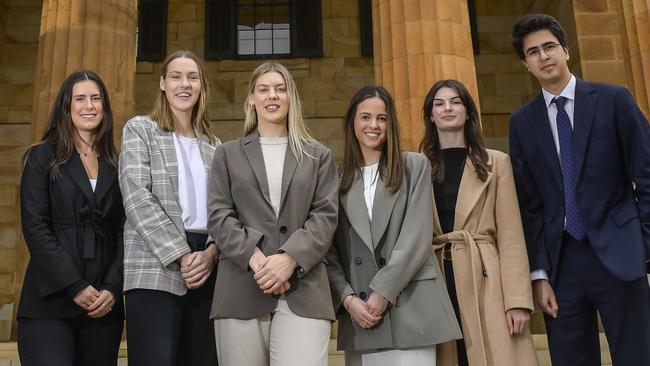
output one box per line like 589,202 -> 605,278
509,14 -> 650,366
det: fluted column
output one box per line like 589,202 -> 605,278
31,0 -> 137,144
617,0 -> 650,116
372,0 -> 479,151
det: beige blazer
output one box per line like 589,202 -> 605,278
119,115 -> 219,296
433,149 -> 538,366
207,131 -> 339,320
327,152 -> 462,352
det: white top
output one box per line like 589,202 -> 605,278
89,178 -> 97,192
260,136 -> 288,217
532,75 -> 577,281
172,133 -> 208,232
362,163 -> 379,221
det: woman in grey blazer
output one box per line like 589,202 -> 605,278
207,62 -> 339,366
119,51 -> 220,366
327,85 -> 461,366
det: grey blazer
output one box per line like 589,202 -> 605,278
327,152 -> 462,351
119,115 -> 219,296
207,131 -> 338,320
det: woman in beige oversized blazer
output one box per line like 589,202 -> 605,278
327,85 -> 462,366
420,79 -> 538,366
207,62 -> 338,366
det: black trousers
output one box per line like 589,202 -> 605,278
17,310 -> 123,366
125,232 -> 217,366
545,234 -> 650,366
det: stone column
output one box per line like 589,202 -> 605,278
31,0 -> 137,143
617,0 -> 650,116
372,0 -> 479,151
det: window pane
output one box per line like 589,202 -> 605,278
238,30 -> 254,55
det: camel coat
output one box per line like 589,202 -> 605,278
433,149 -> 539,366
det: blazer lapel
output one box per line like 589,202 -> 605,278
154,131 -> 179,199
454,156 -> 492,230
241,132 -> 272,206
93,157 -> 116,204
572,79 -> 597,182
62,154 -> 95,205
530,94 -> 563,189
279,146 -> 298,211
371,174 -> 399,248
341,177 -> 374,252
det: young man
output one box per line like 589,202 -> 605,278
509,14 -> 650,366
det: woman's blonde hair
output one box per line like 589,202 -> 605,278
149,50 -> 216,143
243,62 -> 314,161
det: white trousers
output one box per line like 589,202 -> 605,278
345,346 -> 437,366
214,298 -> 330,366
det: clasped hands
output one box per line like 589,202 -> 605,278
180,244 -> 219,289
344,292 -> 389,329
73,286 -> 115,318
250,248 -> 295,295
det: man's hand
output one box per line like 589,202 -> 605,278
532,279 -> 558,318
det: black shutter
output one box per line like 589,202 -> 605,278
205,0 -> 235,60
359,0 -> 373,57
291,0 -> 322,58
137,0 -> 168,61
468,0 -> 480,55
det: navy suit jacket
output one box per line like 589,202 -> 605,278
509,78 -> 650,284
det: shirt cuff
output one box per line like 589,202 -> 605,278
531,269 -> 549,281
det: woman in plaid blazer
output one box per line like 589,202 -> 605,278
119,51 -> 220,366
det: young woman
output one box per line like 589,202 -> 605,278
17,70 -> 124,365
119,50 -> 220,366
207,62 -> 338,366
420,79 -> 538,366
326,85 -> 461,366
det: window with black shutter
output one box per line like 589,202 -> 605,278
359,0 -> 373,57
137,0 -> 168,61
205,0 -> 322,60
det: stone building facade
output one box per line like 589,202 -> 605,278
0,0 -> 647,343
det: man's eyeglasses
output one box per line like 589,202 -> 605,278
525,43 -> 563,61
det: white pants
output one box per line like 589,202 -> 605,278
345,346 -> 437,366
214,298 -> 331,366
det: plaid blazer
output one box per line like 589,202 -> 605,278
119,115 -> 219,295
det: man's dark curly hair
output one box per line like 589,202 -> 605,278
512,14 -> 567,60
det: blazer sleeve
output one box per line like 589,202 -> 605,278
119,118 -> 190,267
326,217 -> 355,312
279,147 -> 339,275
20,147 -> 88,298
369,156 -> 433,304
614,87 -> 650,262
509,114 -> 549,272
100,189 -> 125,298
494,153 -> 534,312
207,144 -> 265,271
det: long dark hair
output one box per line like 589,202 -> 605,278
23,69 -> 118,178
340,85 -> 404,194
419,79 -> 489,184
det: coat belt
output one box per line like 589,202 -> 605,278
433,230 -> 495,366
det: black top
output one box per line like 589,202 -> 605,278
434,148 -> 468,233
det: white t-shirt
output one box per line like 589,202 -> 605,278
172,133 -> 208,232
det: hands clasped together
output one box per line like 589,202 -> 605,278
181,244 -> 219,289
73,286 -> 116,318
249,248 -> 296,295
344,291 -> 389,329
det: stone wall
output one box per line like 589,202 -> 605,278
0,0 -> 41,340
135,0 -> 375,162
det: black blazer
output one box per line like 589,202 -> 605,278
18,143 -> 124,319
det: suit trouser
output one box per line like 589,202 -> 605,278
125,232 -> 218,366
17,310 -> 123,366
545,234 -> 650,366
214,298 -> 330,366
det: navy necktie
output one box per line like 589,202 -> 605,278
553,96 -> 586,240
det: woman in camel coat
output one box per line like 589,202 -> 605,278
420,79 -> 539,366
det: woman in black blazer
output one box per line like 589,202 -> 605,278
17,70 -> 124,366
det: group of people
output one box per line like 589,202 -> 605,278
15,13 -> 650,366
